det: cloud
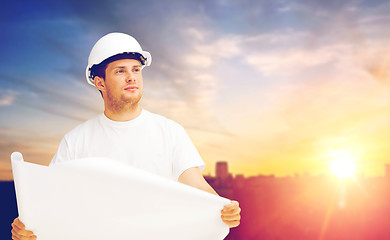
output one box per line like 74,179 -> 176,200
0,74 -> 101,121
277,6 -> 293,13
246,44 -> 349,76
355,43 -> 390,84
2,0 -> 390,177
184,54 -> 213,68
0,129 -> 58,180
0,127 -> 60,168
142,28 -> 244,132
200,24 -> 390,174
195,36 -> 242,59
0,90 -> 16,106
151,20 -> 389,137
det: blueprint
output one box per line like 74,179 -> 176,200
11,152 -> 230,240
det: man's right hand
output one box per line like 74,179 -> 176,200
11,217 -> 37,240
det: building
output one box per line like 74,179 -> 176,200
216,161 -> 229,180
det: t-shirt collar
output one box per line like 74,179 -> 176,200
99,109 -> 145,128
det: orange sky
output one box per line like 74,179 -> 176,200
1,0 -> 390,181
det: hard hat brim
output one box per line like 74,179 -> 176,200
86,50 -> 152,86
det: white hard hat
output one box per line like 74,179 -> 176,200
86,32 -> 152,85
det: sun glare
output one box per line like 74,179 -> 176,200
329,150 -> 356,178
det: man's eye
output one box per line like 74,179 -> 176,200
134,68 -> 140,72
116,70 -> 124,73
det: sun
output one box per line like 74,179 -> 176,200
329,150 -> 356,178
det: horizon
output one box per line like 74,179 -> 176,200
2,158 -> 390,181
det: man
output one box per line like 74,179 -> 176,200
11,32 -> 241,239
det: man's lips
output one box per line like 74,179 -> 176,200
124,86 -> 138,90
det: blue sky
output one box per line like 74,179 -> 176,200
1,0 -> 390,180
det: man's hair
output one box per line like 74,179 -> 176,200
90,52 -> 146,79
89,52 -> 146,96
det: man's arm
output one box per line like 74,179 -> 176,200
178,167 -> 241,228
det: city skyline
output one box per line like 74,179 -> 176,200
206,160 -> 390,179
205,160 -> 390,239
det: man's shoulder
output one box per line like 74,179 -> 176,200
144,110 -> 184,130
63,114 -> 102,139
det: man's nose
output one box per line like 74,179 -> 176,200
126,72 -> 136,83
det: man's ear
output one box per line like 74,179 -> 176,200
94,76 -> 105,92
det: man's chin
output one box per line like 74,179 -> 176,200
122,96 -> 142,105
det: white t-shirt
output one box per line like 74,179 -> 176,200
50,109 -> 205,180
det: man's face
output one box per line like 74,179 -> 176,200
101,58 -> 143,108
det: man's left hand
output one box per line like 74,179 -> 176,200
221,200 -> 241,228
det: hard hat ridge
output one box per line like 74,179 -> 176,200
86,32 -> 152,86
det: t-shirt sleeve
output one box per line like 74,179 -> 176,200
172,124 -> 206,180
49,136 -> 72,166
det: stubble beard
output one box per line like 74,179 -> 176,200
106,90 -> 142,113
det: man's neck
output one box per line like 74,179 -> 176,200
104,104 -> 142,121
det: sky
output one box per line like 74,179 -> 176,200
1,0 -> 390,180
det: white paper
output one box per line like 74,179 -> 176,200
11,152 -> 230,240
